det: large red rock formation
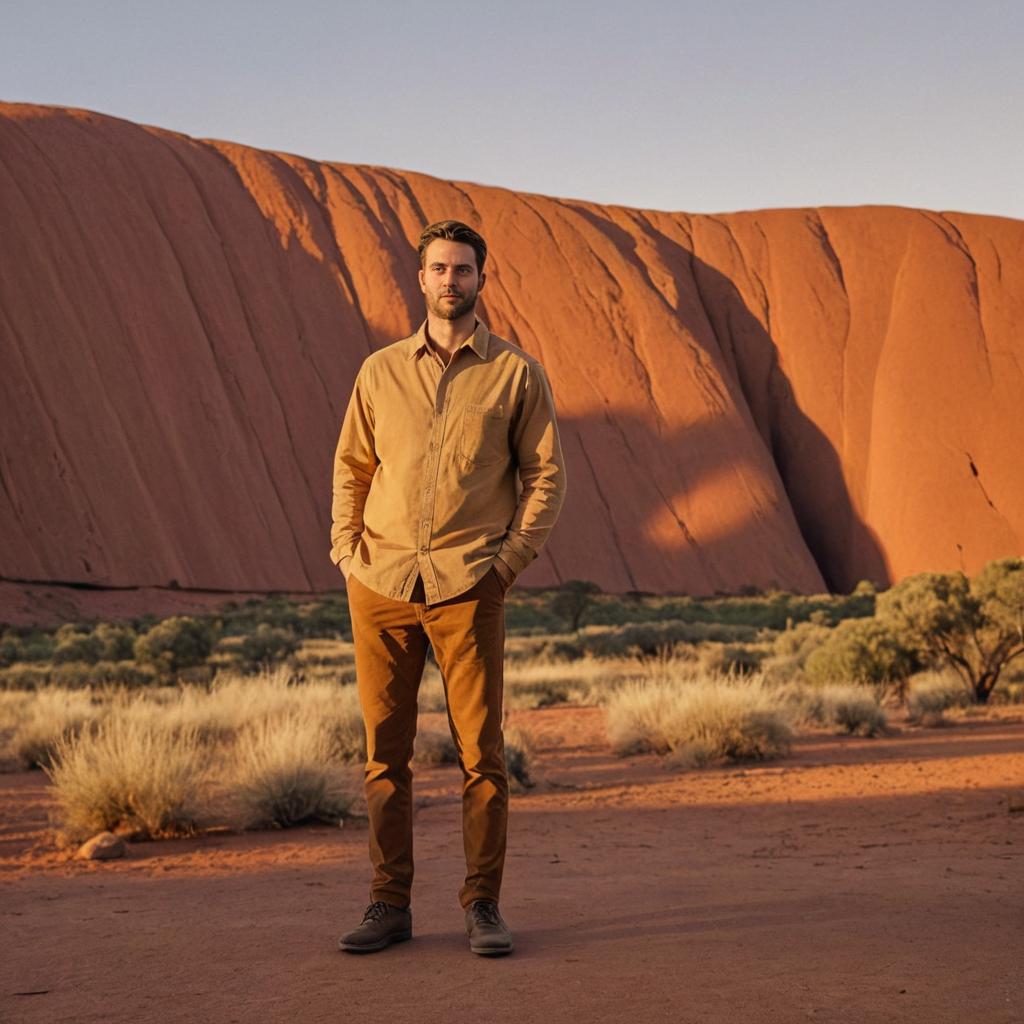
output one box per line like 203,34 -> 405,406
1,102 -> 1021,613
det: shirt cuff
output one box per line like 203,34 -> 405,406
496,538 -> 536,578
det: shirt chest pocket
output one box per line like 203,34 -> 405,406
458,402 -> 507,466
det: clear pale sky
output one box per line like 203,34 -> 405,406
3,0 -> 1022,219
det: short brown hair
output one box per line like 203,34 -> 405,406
417,220 -> 487,273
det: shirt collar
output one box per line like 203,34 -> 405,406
405,319 -> 490,361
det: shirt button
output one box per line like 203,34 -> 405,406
420,544 -> 428,552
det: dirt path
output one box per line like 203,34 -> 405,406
2,707 -> 1022,1024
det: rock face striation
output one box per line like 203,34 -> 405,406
1,102 -> 1022,609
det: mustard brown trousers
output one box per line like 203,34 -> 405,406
346,565 -> 509,910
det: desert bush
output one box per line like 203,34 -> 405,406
0,632 -> 22,668
878,558 -> 1024,703
52,627 -> 104,665
606,673 -> 794,766
84,660 -> 157,688
45,712 -> 211,840
225,709 -> 357,828
548,580 -> 603,632
17,631 -> 57,663
523,621 -> 759,663
417,668 -> 448,713
0,663 -> 58,691
820,684 -> 888,736
236,625 -> 300,670
47,661 -> 96,688
695,642 -> 766,676
93,623 -> 137,662
134,616 -> 215,676
997,681 -> 1024,705
906,670 -> 972,725
317,684 -> 367,763
10,688 -> 101,769
503,725 -> 536,788
503,657 -> 598,708
414,728 -> 459,764
763,620 -> 833,683
804,618 -> 917,691
778,681 -> 887,735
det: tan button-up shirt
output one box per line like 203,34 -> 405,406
330,319 -> 567,604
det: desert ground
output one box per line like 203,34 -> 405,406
2,703 -> 1022,1024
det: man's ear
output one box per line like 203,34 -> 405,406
478,270 -> 486,292
418,267 -> 426,294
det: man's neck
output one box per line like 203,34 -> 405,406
425,310 -> 477,362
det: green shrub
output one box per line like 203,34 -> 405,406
52,628 -> 103,665
93,623 -> 137,661
878,558 -> 1024,703
237,625 -> 300,670
0,632 -> 22,668
770,620 -> 832,669
548,580 -> 603,632
134,616 -> 215,676
16,631 -> 57,663
696,642 -> 766,676
804,618 -> 917,689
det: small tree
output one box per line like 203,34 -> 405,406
134,616 -> 214,677
804,617 -> 918,695
550,580 -> 602,633
93,622 -> 137,662
238,625 -> 300,670
52,628 -> 103,665
877,559 -> 1024,703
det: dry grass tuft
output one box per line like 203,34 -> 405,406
819,685 -> 888,736
35,670 -> 366,839
503,724 -> 536,788
907,670 -> 972,725
226,710 -> 357,828
8,689 -> 101,769
45,712 -> 210,841
414,727 -> 459,764
606,671 -> 794,766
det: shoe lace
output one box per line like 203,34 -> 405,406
470,900 -> 501,926
362,900 -> 394,924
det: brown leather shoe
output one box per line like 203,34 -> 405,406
465,899 -> 514,956
338,900 -> 412,953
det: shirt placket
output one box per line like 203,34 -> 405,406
417,348 -> 455,603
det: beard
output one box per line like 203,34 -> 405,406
428,286 -> 478,321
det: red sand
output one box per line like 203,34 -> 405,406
2,705 -> 1022,1023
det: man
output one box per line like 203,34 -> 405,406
330,220 -> 566,956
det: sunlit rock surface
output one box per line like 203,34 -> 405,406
1,102 -> 1021,614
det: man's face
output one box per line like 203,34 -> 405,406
418,239 -> 485,321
